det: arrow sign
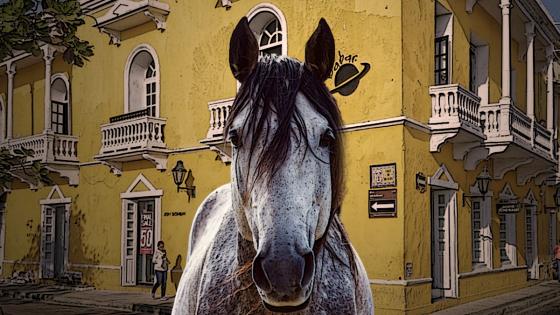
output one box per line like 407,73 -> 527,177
371,202 -> 395,211
368,189 -> 397,218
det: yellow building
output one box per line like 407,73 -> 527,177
1,0 -> 559,313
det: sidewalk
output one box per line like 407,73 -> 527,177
0,283 -> 173,314
432,280 -> 560,315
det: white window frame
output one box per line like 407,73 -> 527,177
524,190 -> 538,279
0,94 -> 5,141
498,184 -> 518,267
469,32 -> 489,105
428,164 -> 459,299
435,2 -> 453,85
39,185 -> 71,279
120,173 -> 162,286
469,184 -> 493,270
247,3 -> 288,56
124,44 -> 161,117
50,73 -> 72,135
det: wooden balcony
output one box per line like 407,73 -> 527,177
1,132 -> 79,186
95,109 -> 168,174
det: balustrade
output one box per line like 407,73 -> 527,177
1,133 -> 78,163
206,98 -> 234,139
99,115 -> 166,154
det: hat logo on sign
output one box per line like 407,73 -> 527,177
329,51 -> 370,96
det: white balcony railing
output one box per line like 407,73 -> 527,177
480,102 -> 554,157
429,84 -> 482,132
1,132 -> 79,163
206,98 -> 234,139
99,115 -> 166,155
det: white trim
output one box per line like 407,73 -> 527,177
369,277 -> 432,286
458,264 -> 527,278
470,180 -> 494,270
51,73 -> 72,134
69,263 -> 120,270
0,199 -> 5,275
247,3 -> 288,56
120,173 -> 162,286
3,260 -> 40,265
124,44 -> 161,117
39,194 -> 71,279
341,116 -> 431,134
429,164 -> 459,190
0,94 -> 5,141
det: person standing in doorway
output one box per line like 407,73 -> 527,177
152,240 -> 170,300
555,243 -> 560,283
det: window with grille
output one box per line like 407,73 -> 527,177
145,61 -> 157,117
526,207 -> 534,264
51,77 -> 70,135
472,200 -> 483,264
435,36 -> 449,85
259,19 -> 282,56
499,214 -> 509,263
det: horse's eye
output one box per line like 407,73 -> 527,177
319,130 -> 335,148
229,130 -> 242,148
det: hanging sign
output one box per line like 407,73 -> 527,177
497,201 -> 520,214
139,213 -> 154,254
370,163 -> 397,188
368,189 -> 397,218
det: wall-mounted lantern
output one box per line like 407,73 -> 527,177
463,166 -> 491,207
172,160 -> 196,202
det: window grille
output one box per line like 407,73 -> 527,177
472,200 -> 483,264
51,101 -> 68,135
435,36 -> 449,85
145,61 -> 157,117
499,214 -> 509,263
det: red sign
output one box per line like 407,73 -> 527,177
139,214 -> 153,254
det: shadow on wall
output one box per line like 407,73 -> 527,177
68,195 -> 104,286
9,222 -> 41,281
171,254 -> 183,291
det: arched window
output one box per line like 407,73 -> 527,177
51,75 -> 70,135
247,4 -> 287,56
125,45 -> 160,117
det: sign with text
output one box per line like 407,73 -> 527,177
368,189 -> 397,218
139,213 -> 153,254
370,163 -> 397,188
497,201 -> 520,214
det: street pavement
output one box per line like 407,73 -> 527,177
0,296 -> 148,315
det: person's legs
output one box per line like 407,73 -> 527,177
161,271 -> 167,298
152,271 -> 162,298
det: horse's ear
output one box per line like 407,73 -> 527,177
305,18 -> 335,82
229,17 -> 259,82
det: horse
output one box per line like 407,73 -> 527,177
172,17 -> 374,314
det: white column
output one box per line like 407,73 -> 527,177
526,22 -> 535,119
546,45 -> 554,131
500,0 -> 512,104
5,62 -> 15,140
42,46 -> 55,133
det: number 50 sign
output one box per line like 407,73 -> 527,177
139,227 -> 153,254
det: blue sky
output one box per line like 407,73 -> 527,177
542,0 -> 560,23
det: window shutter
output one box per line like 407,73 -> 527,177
121,201 -> 137,286
41,206 -> 56,279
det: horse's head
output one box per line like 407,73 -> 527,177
226,17 -> 342,312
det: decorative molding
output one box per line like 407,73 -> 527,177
68,263 -> 120,270
493,158 -> 533,179
95,0 -> 170,46
429,163 -> 459,190
464,146 -> 489,171
99,161 -> 123,176
458,264 -> 527,278
369,277 -> 432,286
466,0 -> 478,14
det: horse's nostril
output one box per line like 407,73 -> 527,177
301,251 -> 315,288
252,255 -> 271,293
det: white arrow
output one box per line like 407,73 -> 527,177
371,202 -> 394,211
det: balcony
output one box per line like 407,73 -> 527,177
95,109 -> 168,174
200,98 -> 234,164
1,132 -> 79,187
479,102 -> 556,184
428,84 -> 487,170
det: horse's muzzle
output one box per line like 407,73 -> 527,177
252,249 -> 315,308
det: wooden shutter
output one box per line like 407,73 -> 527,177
41,206 -> 56,279
121,200 -> 137,286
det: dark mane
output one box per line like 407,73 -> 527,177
224,54 -> 344,213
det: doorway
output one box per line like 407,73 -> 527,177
41,204 -> 69,279
431,189 -> 458,299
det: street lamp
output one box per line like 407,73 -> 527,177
172,160 -> 196,201
463,166 -> 492,207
